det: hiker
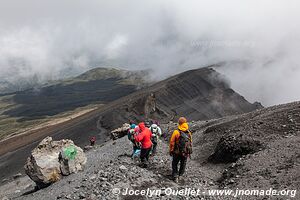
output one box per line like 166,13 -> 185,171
144,121 -> 151,128
90,136 -> 96,146
169,117 -> 192,182
127,124 -> 141,158
150,123 -> 162,155
134,122 -> 153,168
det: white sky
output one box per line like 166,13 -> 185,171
0,0 -> 299,105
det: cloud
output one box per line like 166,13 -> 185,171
0,0 -> 299,105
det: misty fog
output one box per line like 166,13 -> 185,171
0,0 -> 299,106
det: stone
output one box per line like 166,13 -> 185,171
84,145 -> 93,151
119,165 -> 128,173
56,194 -> 64,199
13,173 -> 22,179
24,137 -> 87,187
228,179 -> 235,184
110,123 -> 130,139
2,178 -> 9,183
89,174 -> 97,180
79,192 -> 86,199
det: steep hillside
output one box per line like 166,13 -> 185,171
200,101 -> 300,191
98,67 -> 262,130
1,101 -> 299,200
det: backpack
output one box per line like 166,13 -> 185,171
127,129 -> 135,140
150,126 -> 159,143
151,126 -> 158,135
128,129 -> 141,148
176,130 -> 192,157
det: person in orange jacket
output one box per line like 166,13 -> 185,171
169,117 -> 192,182
135,122 -> 153,168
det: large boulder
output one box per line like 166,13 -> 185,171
24,137 -> 87,187
110,123 -> 130,140
209,135 -> 263,163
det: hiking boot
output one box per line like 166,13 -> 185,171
172,176 -> 179,183
138,163 -> 148,168
174,177 -> 179,183
178,175 -> 186,184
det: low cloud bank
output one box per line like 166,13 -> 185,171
0,0 -> 299,105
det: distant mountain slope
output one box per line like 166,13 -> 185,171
0,77 -> 41,95
97,67 -> 262,130
2,68 -> 149,120
74,67 -> 148,85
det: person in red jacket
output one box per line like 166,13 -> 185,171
90,136 -> 96,146
134,122 -> 153,168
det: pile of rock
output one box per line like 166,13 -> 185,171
24,137 -> 87,188
209,134 -> 263,163
110,123 -> 130,140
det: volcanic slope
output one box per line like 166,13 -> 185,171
97,67 -> 262,130
2,101 -> 299,200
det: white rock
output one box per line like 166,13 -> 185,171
111,123 -> 130,139
13,173 -> 22,179
24,137 -> 87,186
89,174 -> 97,180
119,165 -> 128,173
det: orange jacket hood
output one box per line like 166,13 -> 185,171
178,122 -> 189,132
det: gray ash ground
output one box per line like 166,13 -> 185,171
0,121 -> 223,200
1,101 -> 300,200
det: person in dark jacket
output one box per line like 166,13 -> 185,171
134,122 -> 153,168
127,124 -> 141,157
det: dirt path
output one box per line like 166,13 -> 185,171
0,107 -> 99,156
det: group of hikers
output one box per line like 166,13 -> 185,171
127,120 -> 162,166
127,117 -> 192,183
89,117 -> 192,182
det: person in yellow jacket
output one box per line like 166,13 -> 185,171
169,117 -> 192,182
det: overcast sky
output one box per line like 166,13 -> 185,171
0,0 -> 299,105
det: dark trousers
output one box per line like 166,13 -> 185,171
133,145 -> 139,152
151,141 -> 157,155
172,154 -> 187,177
140,147 -> 152,167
